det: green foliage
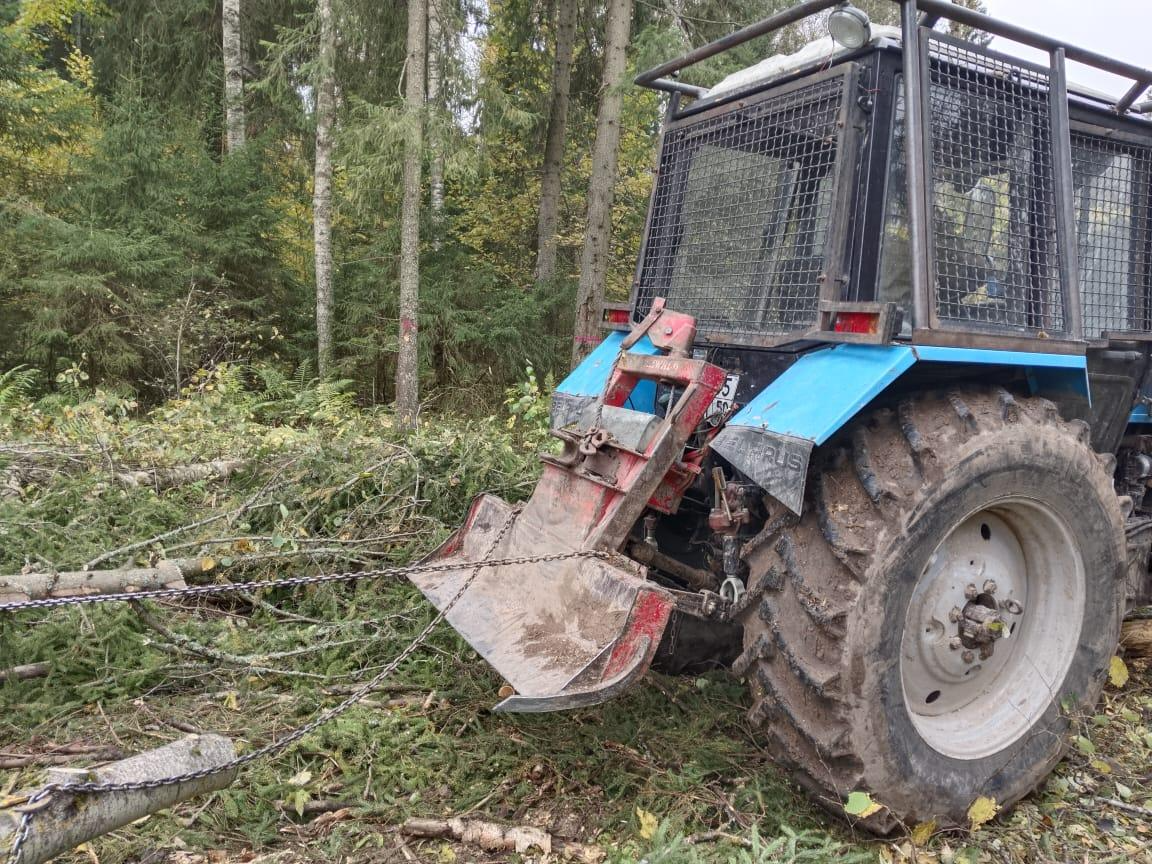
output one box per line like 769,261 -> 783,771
623,821 -> 875,863
503,363 -> 555,450
0,93 -> 298,396
0,15 -> 93,193
0,364 -> 37,414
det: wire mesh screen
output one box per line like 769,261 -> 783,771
1072,132 -> 1152,337
633,76 -> 845,339
925,36 -> 1065,333
877,85 -> 914,331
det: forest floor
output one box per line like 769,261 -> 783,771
3,372 -> 1152,864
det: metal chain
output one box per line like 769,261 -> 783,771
4,510 -> 534,864
0,547 -> 609,614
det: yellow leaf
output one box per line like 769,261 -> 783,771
292,788 -> 309,817
844,790 -> 883,818
911,819 -> 937,846
200,557 -> 216,572
1109,655 -> 1129,688
967,796 -> 999,831
287,769 -> 312,787
1091,759 -> 1113,775
222,690 -> 238,711
636,807 -> 658,840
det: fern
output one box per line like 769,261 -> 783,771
290,359 -> 313,394
0,365 -> 38,411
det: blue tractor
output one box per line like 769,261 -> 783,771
410,0 -> 1152,830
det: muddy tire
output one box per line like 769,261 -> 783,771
732,388 -> 1127,831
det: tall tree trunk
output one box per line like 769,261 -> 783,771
313,0 -> 337,378
396,0 -> 427,430
570,0 -> 633,363
427,0 -> 444,224
222,0 -> 245,152
533,0 -> 578,286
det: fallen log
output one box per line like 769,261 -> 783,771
275,798 -> 353,818
0,745 -> 124,770
1,547 -> 370,607
401,817 -> 604,863
0,734 -> 237,864
114,459 -> 247,490
1,662 -> 51,682
0,563 -> 192,605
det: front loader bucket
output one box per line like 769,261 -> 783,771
409,302 -> 728,713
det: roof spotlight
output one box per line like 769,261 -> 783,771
828,3 -> 872,50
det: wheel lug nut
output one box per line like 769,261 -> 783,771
949,607 -> 963,623
949,636 -> 963,651
982,579 -> 997,595
1003,599 -> 1023,615
962,649 -> 976,664
964,583 -> 978,600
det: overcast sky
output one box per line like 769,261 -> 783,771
984,0 -> 1148,99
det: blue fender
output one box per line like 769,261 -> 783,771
551,331 -> 660,428
711,344 -> 1088,514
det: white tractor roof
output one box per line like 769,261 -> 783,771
705,24 -> 1120,109
707,25 -> 902,97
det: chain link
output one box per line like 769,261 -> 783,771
3,509 -> 569,864
0,547 -> 609,614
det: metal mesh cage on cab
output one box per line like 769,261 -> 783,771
1071,130 -> 1152,339
632,73 -> 848,343
923,33 -> 1065,336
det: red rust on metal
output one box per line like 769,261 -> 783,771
603,590 -> 674,680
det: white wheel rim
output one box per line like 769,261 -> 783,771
899,498 -> 1085,760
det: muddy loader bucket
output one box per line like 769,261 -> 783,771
409,303 -> 727,712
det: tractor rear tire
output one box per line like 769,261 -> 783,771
733,388 -> 1127,832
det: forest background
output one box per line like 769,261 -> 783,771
0,0 -> 988,416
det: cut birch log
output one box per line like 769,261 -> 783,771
0,734 -> 237,864
0,563 -> 191,605
1,661 -> 51,682
114,459 -> 247,490
401,817 -> 604,863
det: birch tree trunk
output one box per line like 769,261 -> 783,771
570,0 -> 633,363
395,0 -> 427,430
0,736 -> 238,864
533,0 -> 578,286
222,0 -> 245,152
427,0 -> 444,223
313,0 -> 337,379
